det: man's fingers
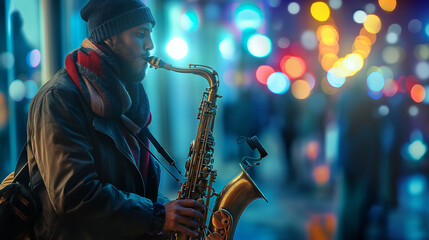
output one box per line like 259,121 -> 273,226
179,199 -> 205,211
178,208 -> 204,219
175,224 -> 200,238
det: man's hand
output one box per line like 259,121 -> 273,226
163,199 -> 205,238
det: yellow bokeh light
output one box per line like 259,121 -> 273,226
378,0 -> 396,12
317,25 -> 339,45
311,2 -> 331,22
344,53 -> 364,73
291,80 -> 312,100
321,53 -> 339,71
363,14 -> 382,34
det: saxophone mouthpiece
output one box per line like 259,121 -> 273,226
144,56 -> 172,70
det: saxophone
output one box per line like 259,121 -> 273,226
145,57 -> 267,240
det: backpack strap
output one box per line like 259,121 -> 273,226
13,142 -> 43,191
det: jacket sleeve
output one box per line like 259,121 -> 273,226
29,88 -> 162,237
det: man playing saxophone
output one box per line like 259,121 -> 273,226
26,0 -> 203,239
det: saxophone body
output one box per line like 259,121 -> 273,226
145,57 -> 267,240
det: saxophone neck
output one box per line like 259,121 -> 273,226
145,56 -> 220,92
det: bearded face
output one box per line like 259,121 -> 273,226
107,23 -> 154,82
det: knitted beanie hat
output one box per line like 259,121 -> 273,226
81,0 -> 156,43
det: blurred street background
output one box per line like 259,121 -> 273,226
1,0 -> 429,239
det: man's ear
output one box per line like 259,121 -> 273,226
104,38 -> 113,48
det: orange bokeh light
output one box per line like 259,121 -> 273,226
411,84 -> 426,103
313,165 -> 330,184
281,56 -> 306,79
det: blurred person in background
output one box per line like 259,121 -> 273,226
25,0 -> 203,239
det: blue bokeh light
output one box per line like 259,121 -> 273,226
26,49 -> 41,68
367,72 -> 385,92
267,72 -> 290,94
327,68 -> 345,88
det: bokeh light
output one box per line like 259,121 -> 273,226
281,56 -> 306,79
386,32 -> 399,44
256,65 -> 275,85
0,52 -> 14,69
327,68 -> 345,88
9,79 -> 26,102
291,80 -> 311,100
414,44 -> 429,60
311,2 -> 331,22
408,175 -> 426,195
415,61 -> 429,80
301,30 -> 318,50
317,25 -> 339,46
321,53 -> 339,72
329,0 -> 342,10
278,37 -> 291,49
363,14 -> 382,34
408,19 -> 422,33
26,49 -> 41,68
219,37 -> 236,60
383,79 -> 398,97
408,140 -> 427,161
425,24 -> 429,37
365,3 -> 376,13
378,0 -> 396,12
166,37 -> 188,60
343,53 -> 364,73
302,72 -> 316,90
287,2 -> 300,15
410,84 -> 426,103
367,88 -> 383,100
234,3 -> 263,30
378,105 -> 389,116
409,106 -> 419,116
382,46 -> 403,64
313,165 -> 330,184
24,80 -> 38,99
353,10 -> 367,24
267,72 -> 290,94
367,72 -> 385,92
180,10 -> 199,31
247,34 -> 272,58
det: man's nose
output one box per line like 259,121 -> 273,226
144,37 -> 154,51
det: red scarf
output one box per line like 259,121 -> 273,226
65,38 -> 152,177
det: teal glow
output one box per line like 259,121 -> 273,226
267,72 -> 290,94
9,79 -> 25,102
181,11 -> 199,31
425,23 -> 429,37
247,34 -> 272,58
327,68 -> 345,88
234,3 -> 263,30
219,37 -> 236,60
408,140 -> 427,161
367,72 -> 385,92
408,175 -> 426,195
